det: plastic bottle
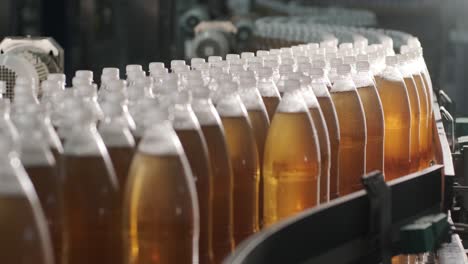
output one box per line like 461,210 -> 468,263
124,106 -> 199,264
216,80 -> 260,245
397,55 -> 421,173
353,61 -> 385,174
375,56 -> 412,180
310,79 -> 341,199
297,74 -> 331,203
191,82 -> 234,262
0,132 -> 53,264
98,95 -> 136,192
61,98 -> 121,264
238,71 -> 270,228
14,113 -> 61,263
330,64 -> 367,195
263,79 -> 320,226
171,90 -> 213,264
257,67 -> 281,121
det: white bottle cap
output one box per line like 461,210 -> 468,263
126,64 -> 143,74
170,60 -> 186,70
75,70 -> 94,80
337,64 -> 352,75
256,50 -> 269,57
190,58 -> 205,67
343,56 -> 356,65
306,43 -> 319,50
257,67 -> 273,78
330,58 -> 343,69
356,61 -> 370,72
48,73 -> 66,85
356,54 -> 369,62
241,52 -> 255,59
339,42 -> 353,50
72,76 -> 91,87
297,62 -> 311,74
102,67 -> 120,77
269,49 -> 281,55
310,67 -> 324,77
226,54 -> 240,61
385,56 -> 398,66
311,59 -> 326,69
208,56 -> 222,63
279,64 -> 293,75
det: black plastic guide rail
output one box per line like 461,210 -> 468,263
224,166 -> 444,264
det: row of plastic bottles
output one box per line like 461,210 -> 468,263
0,37 -> 435,264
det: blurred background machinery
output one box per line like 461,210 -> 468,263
0,0 -> 465,112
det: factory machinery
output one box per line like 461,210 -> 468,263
1,11 -> 467,264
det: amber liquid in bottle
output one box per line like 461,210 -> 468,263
0,195 -> 53,263
107,147 -> 134,191
263,111 -> 320,226
331,90 -> 367,195
25,164 -> 61,264
356,85 -> 384,173
402,77 -> 421,173
200,124 -> 234,262
262,96 -> 281,121
375,77 -> 412,180
62,155 -> 121,264
175,128 -> 213,264
221,116 -> 259,245
317,97 -> 341,199
124,153 -> 196,264
308,107 -> 331,203
413,73 -> 431,169
246,109 -> 269,229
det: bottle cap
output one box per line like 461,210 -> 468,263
257,67 -> 273,78
281,57 -> 294,66
311,59 -> 326,69
307,43 -> 319,50
241,52 -> 255,59
256,50 -> 269,57
75,70 -> 93,80
386,56 -> 398,66
330,58 -> 344,69
337,64 -> 352,75
126,64 -> 143,74
149,62 -> 166,72
310,67 -> 324,77
101,74 -> 119,85
356,54 -> 369,62
226,54 -> 240,61
356,61 -> 370,72
297,62 -> 311,74
47,73 -> 66,85
339,42 -> 353,50
343,56 -> 356,65
127,70 -> 145,81
102,67 -> 120,78
208,56 -> 222,63
170,60 -> 186,70
279,64 -> 293,75
72,76 -> 91,87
